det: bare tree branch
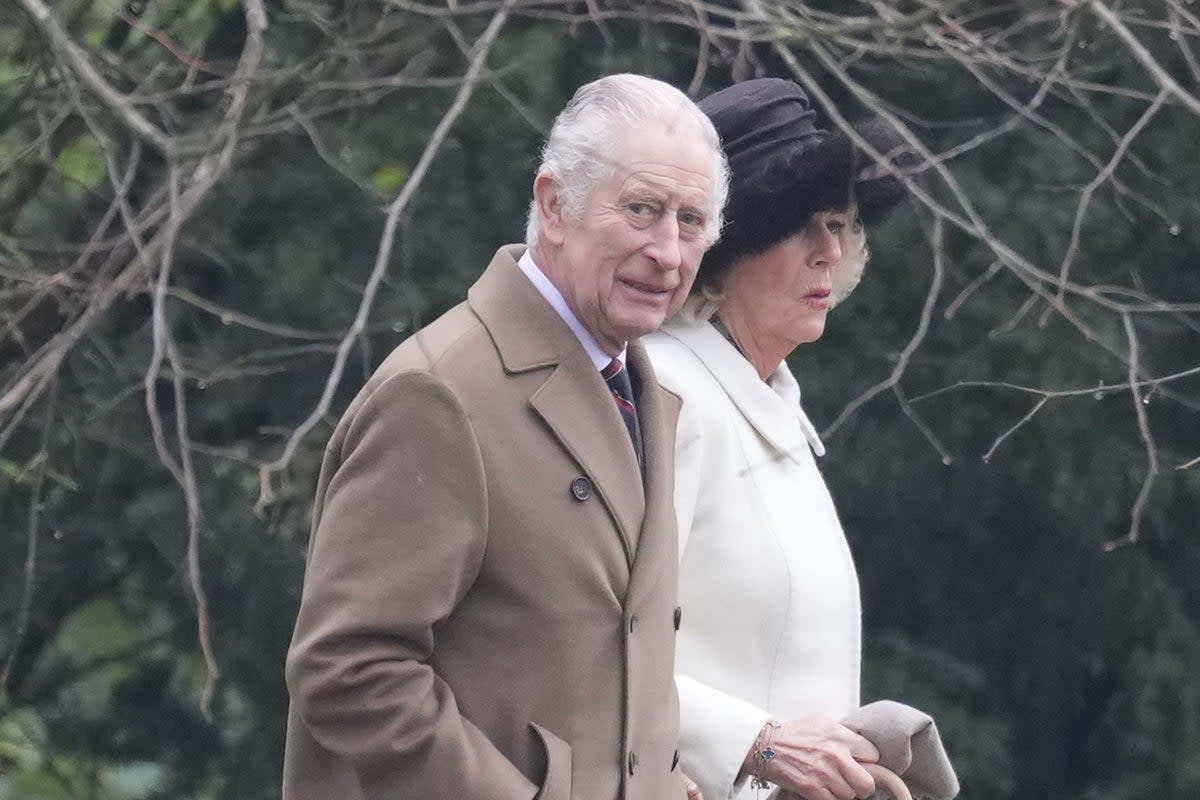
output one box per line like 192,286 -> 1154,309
982,396 -> 1049,464
1082,0 -> 1200,117
0,381 -> 56,689
1103,313 -> 1159,551
16,0 -> 172,153
258,0 -> 519,505
823,216 -> 946,439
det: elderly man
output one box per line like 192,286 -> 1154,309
282,74 -> 728,800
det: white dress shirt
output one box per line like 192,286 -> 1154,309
645,317 -> 862,800
517,249 -> 625,370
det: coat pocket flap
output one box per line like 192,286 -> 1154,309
529,722 -> 572,800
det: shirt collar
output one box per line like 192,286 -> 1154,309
517,249 -> 626,371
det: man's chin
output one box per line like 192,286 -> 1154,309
616,318 -> 670,344
612,301 -> 674,334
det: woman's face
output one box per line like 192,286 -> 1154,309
723,209 -> 860,348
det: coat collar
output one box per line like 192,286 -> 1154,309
660,317 -> 825,459
468,245 -> 647,561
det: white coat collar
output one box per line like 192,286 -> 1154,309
660,317 -> 826,458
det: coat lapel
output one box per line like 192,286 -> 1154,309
623,340 -> 680,604
659,318 -> 825,461
468,246 -> 645,562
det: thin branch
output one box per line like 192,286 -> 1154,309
259,0 -> 518,504
16,0 -> 171,153
982,396 -> 1049,463
945,260 -> 1003,320
168,287 -> 346,341
1103,313 -> 1159,551
1,381 -> 56,689
823,216 -> 945,439
1083,0 -> 1200,118
1054,88 -> 1169,306
895,383 -> 954,465
909,360 -> 1200,404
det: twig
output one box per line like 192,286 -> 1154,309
945,260 -> 1002,320
259,0 -> 518,505
1083,0 -> 1200,117
1053,88 -> 1168,307
895,384 -> 954,465
1103,313 -> 1159,551
982,396 -> 1049,463
823,216 -> 945,439
16,0 -> 171,153
115,10 -> 227,78
909,360 -> 1200,403
1,381 -> 57,689
142,164 -> 220,716
168,287 -> 345,341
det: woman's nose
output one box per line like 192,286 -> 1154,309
810,229 -> 842,268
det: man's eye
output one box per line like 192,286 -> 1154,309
679,211 -> 704,228
628,203 -> 655,216
826,220 -> 846,234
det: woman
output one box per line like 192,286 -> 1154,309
645,78 -> 912,800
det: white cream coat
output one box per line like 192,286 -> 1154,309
645,319 -> 862,800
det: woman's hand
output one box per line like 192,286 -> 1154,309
744,719 -> 880,800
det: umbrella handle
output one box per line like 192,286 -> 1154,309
863,763 -> 913,800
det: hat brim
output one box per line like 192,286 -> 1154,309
700,119 -> 915,284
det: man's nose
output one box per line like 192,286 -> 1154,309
647,214 -> 683,270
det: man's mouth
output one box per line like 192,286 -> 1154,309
621,279 -> 672,297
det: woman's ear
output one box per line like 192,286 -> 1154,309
533,172 -> 568,246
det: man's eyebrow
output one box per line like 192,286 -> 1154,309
620,180 -> 707,204
619,180 -> 669,196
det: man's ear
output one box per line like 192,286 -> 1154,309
533,172 -> 568,246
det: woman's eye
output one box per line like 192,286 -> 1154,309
826,220 -> 845,234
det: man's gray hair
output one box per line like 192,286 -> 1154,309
525,73 -> 729,248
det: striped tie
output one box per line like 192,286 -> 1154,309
601,357 -> 643,467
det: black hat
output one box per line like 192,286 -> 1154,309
698,78 -> 911,285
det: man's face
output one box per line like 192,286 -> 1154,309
541,121 -> 717,354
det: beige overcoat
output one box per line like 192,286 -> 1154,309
283,245 -> 685,800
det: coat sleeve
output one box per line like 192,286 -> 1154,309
670,376 -> 772,800
285,370 -> 540,800
677,675 -> 772,800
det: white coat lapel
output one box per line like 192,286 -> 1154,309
660,319 -> 825,461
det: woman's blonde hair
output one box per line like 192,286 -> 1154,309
679,208 -> 870,322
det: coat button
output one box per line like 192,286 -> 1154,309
627,751 -> 638,775
671,749 -> 680,771
673,606 -> 682,630
628,614 -> 638,633
569,477 -> 592,501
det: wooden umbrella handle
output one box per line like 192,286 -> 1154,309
862,763 -> 913,800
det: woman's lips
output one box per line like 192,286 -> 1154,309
804,287 -> 832,308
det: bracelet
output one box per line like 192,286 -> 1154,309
749,720 -> 781,790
